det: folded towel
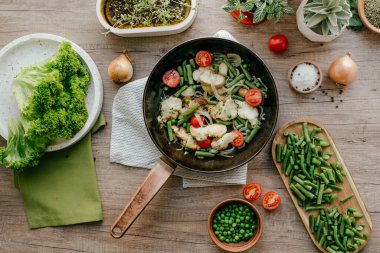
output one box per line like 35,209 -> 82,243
110,30 -> 247,188
14,114 -> 105,229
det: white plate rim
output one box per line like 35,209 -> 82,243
0,33 -> 103,152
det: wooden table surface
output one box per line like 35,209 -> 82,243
0,0 -> 379,252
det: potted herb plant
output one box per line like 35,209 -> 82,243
223,0 -> 293,25
297,0 -> 352,42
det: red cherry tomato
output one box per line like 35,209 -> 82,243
245,88 -> 263,107
189,115 -> 205,128
162,69 -> 180,88
268,34 -> 288,53
231,130 -> 245,148
243,183 -> 262,202
195,51 -> 212,67
197,137 -> 212,149
262,191 -> 281,210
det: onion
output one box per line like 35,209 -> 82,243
198,110 -> 213,124
108,50 -> 134,84
328,53 -> 358,86
211,83 -> 226,102
220,147 -> 236,156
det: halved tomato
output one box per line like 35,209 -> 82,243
195,51 -> 212,67
245,88 -> 263,107
190,115 -> 205,128
231,130 -> 244,148
262,191 -> 281,210
197,137 -> 212,149
243,183 -> 262,202
162,69 -> 180,88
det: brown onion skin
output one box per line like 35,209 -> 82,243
108,53 -> 133,84
328,53 -> 358,86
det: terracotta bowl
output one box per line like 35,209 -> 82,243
358,0 -> 380,35
207,199 -> 263,252
288,61 -> 322,94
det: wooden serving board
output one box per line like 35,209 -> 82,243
271,119 -> 372,253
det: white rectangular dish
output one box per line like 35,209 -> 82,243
96,0 -> 197,37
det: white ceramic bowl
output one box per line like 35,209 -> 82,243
96,0 -> 197,37
0,34 -> 103,152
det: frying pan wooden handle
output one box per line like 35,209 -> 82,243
110,157 -> 175,239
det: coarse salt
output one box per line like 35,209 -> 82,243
291,63 -> 320,92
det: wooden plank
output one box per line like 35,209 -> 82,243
0,0 -> 379,252
271,119 -> 373,253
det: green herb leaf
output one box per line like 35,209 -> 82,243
223,3 -> 237,13
349,13 -> 364,31
349,0 -> 358,9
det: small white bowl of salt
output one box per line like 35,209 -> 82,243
288,62 -> 322,93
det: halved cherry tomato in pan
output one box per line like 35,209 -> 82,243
243,183 -> 262,202
231,130 -> 244,148
197,137 -> 212,149
195,50 -> 212,67
245,88 -> 263,107
262,191 -> 281,210
190,115 -> 205,128
162,69 -> 180,88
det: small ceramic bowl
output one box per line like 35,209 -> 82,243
358,0 -> 380,35
208,199 -> 263,252
288,61 -> 322,94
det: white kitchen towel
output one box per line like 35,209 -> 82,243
110,30 -> 247,188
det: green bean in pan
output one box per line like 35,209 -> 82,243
231,94 -> 245,101
240,65 -> 252,81
195,151 -> 215,158
245,125 -> 261,144
223,59 -> 237,76
226,73 -> 245,88
244,80 -> 255,88
177,103 -> 200,125
215,119 -> 233,125
186,64 -> 194,85
182,60 -> 188,82
177,66 -> 184,76
189,59 -> 196,69
167,121 -> 174,142
207,99 -> 218,105
174,85 -> 189,97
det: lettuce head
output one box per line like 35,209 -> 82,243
0,42 -> 90,171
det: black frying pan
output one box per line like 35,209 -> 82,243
111,38 -> 279,238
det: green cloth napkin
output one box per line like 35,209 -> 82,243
14,114 -> 105,229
